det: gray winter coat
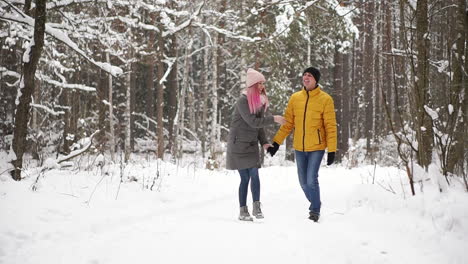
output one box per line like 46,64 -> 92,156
226,95 -> 275,170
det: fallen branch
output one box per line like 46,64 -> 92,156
57,130 -> 99,164
31,130 -> 99,191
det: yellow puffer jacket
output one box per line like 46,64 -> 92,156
273,86 -> 337,152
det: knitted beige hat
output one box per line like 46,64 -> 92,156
246,68 -> 266,88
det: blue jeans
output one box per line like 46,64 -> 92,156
238,168 -> 260,207
295,150 -> 325,214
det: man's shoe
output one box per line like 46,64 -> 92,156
309,212 -> 320,222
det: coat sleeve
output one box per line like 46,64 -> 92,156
258,128 -> 268,146
272,95 -> 295,144
236,97 -> 275,128
323,96 -> 337,152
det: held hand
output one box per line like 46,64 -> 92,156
266,142 -> 280,157
263,143 -> 272,151
273,115 -> 286,125
327,152 -> 335,166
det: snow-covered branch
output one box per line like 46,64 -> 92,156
193,22 -> 260,42
162,0 -> 205,37
3,0 -> 109,10
0,67 -> 21,79
101,16 -> 160,32
132,112 -> 158,127
39,75 -> 97,92
57,130 -> 99,163
46,0 -> 107,10
423,105 -> 439,121
31,130 -> 99,191
257,0 -> 319,42
0,7 -> 123,77
30,103 -> 65,116
159,57 -> 176,85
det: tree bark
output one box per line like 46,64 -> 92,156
156,29 -> 165,159
413,0 -> 433,169
447,0 -> 467,174
363,0 -> 375,159
173,38 -> 193,159
106,52 -> 116,161
11,0 -> 47,180
146,11 -> 156,134
341,52 -> 352,158
351,9 -> 364,143
166,33 -> 178,153
146,63 -> 155,132
209,32 -> 219,163
96,54 -> 108,153
124,48 -> 133,162
333,46 -> 343,162
201,33 -> 209,158
186,34 -> 196,141
130,58 -> 136,151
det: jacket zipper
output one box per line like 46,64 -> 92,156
317,129 -> 321,144
302,91 -> 310,151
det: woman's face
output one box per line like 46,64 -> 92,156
257,82 -> 265,93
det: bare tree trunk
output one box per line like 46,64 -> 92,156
62,89 -> 78,154
382,0 -> 394,132
156,31 -> 165,159
463,0 -> 468,184
106,52 -> 116,161
395,0 -> 408,131
447,0 -> 467,175
146,13 -> 156,133
61,89 -> 71,154
173,39 -> 193,159
166,33 -> 178,153
124,60 -> 132,162
201,33 -> 209,158
130,59 -> 136,151
209,32 -> 219,163
187,38 -> 196,140
97,57 -> 108,153
374,1 -> 383,140
363,0 -> 375,159
333,46 -> 344,162
146,63 -> 155,132
11,0 -> 47,180
341,52 -> 352,158
351,13 -> 364,143
413,0 -> 433,169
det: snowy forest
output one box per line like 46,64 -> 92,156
1,0 -> 468,263
1,0 -> 466,189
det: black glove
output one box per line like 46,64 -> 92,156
327,152 -> 335,165
266,142 -> 280,157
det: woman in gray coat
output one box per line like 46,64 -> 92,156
226,68 -> 285,221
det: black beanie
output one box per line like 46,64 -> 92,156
303,67 -> 321,83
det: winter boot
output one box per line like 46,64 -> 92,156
309,212 -> 320,222
239,206 -> 253,221
252,201 -> 264,219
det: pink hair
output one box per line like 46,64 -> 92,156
246,83 -> 269,114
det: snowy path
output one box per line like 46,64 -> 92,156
0,163 -> 466,264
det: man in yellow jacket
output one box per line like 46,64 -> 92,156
267,66 -> 337,222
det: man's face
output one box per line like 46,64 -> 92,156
302,72 -> 316,90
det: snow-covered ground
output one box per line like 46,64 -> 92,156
0,157 -> 467,264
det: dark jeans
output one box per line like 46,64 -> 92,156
295,150 -> 325,214
237,167 -> 260,207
